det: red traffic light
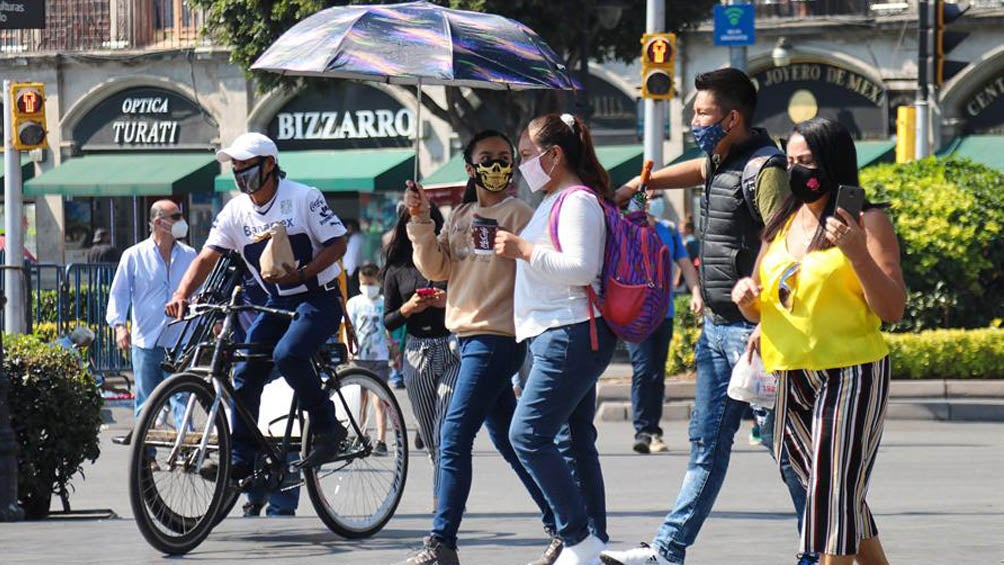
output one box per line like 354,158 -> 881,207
15,88 -> 43,115
645,38 -> 673,66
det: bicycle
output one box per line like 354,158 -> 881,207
127,283 -> 408,555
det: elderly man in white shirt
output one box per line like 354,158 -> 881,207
106,200 -> 196,421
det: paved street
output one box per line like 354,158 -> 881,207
1,408 -> 1002,564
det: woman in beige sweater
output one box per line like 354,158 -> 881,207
394,131 -> 559,565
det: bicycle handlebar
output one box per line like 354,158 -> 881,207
188,302 -> 298,321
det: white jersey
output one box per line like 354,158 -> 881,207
206,178 -> 347,297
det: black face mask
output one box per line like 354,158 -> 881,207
787,164 -> 831,204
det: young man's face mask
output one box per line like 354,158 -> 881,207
473,159 -> 514,192
234,158 -> 267,194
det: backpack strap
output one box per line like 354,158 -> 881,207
547,185 -> 601,351
741,145 -> 786,226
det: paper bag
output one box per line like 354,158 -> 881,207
257,222 -> 296,280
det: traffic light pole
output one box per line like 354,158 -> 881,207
916,0 -> 931,159
644,0 -> 666,172
3,80 -> 26,334
728,0 -> 747,72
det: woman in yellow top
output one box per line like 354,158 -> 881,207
731,117 -> 906,565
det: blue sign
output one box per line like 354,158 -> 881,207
713,4 -> 755,47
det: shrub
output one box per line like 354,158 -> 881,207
885,327 -> 1004,379
6,333 -> 103,518
862,158 -> 1004,331
667,294 -> 701,377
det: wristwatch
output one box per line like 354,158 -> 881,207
298,266 -> 307,284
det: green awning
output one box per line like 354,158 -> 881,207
420,145 -> 644,189
855,140 -> 896,169
936,135 -> 1004,169
0,155 -> 35,183
214,149 -> 414,192
24,153 -> 217,196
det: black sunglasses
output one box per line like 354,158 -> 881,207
163,212 -> 183,221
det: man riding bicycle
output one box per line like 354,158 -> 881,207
165,132 -> 349,480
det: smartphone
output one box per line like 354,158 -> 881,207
416,287 -> 437,297
835,185 -> 865,220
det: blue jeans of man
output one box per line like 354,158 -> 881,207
754,405 -> 807,533
510,320 -> 617,546
231,289 -> 343,468
626,317 -> 674,436
431,335 -> 555,548
652,318 -> 805,563
132,345 -> 186,425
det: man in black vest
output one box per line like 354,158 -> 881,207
602,68 -> 812,565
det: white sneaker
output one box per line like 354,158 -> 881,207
599,543 -> 674,565
555,534 -> 606,565
649,434 -> 669,453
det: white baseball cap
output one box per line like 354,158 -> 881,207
216,132 -> 278,163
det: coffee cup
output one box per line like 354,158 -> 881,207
471,215 -> 498,256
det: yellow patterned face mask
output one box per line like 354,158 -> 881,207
473,159 -> 513,192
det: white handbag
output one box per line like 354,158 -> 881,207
727,351 -> 777,407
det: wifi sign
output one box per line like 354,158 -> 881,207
713,4 -> 755,47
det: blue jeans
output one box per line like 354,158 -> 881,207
132,345 -> 186,424
431,335 -> 554,548
626,317 -> 674,436
651,319 -> 766,563
510,319 -> 617,546
231,289 -> 343,468
753,406 -> 807,534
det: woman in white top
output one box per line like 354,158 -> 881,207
495,113 -> 617,565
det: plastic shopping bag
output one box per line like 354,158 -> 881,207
257,222 -> 296,280
727,351 -> 777,407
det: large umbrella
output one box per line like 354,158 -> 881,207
251,1 -> 577,178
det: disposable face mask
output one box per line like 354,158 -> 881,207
171,219 -> 189,239
648,196 -> 666,218
474,159 -> 514,192
234,160 -> 266,194
360,284 -> 381,299
691,114 -> 730,155
519,151 -> 553,193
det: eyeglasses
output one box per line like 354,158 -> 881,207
778,262 -> 800,310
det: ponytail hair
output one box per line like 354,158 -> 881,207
527,113 -> 611,199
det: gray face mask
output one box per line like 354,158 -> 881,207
233,159 -> 266,194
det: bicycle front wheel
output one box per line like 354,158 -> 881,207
303,367 -> 408,538
128,373 -> 231,555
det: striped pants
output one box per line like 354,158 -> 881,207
403,334 -> 461,493
774,356 -> 890,556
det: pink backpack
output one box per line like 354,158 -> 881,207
548,186 -> 672,349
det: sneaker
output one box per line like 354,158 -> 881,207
796,553 -> 819,565
648,434 -> 669,453
242,501 -> 262,517
294,425 -> 349,469
528,535 -> 563,565
632,432 -> 652,454
414,431 -> 425,451
373,440 -> 388,456
555,534 -> 605,565
749,423 -> 762,446
599,543 -> 674,565
393,536 -> 460,565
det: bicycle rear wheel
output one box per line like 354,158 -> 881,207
128,373 -> 231,555
303,367 -> 408,538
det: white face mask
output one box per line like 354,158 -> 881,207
171,219 -> 189,239
519,150 -> 554,193
360,284 -> 380,300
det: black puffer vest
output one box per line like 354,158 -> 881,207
699,128 -> 783,324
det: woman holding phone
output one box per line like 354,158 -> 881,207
731,117 -> 905,565
382,204 -> 459,505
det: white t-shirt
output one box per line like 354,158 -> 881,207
513,188 -> 605,343
206,178 -> 347,296
345,294 -> 389,361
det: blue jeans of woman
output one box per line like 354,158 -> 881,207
509,319 -> 617,546
431,335 -> 555,549
231,289 -> 342,469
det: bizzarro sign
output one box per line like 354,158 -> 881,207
73,87 -> 218,150
267,82 -> 414,150
0,1 -> 45,29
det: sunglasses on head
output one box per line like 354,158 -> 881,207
778,262 -> 800,310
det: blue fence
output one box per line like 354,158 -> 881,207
0,261 -> 130,375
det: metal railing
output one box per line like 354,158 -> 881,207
0,0 -> 209,54
754,0 -> 915,19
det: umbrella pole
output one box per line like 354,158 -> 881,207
413,78 -> 422,182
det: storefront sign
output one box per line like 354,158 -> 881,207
749,62 -> 887,139
268,82 -> 414,150
0,1 -> 45,29
73,87 -> 217,150
962,74 -> 1004,133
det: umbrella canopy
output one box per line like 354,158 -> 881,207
251,1 -> 576,91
